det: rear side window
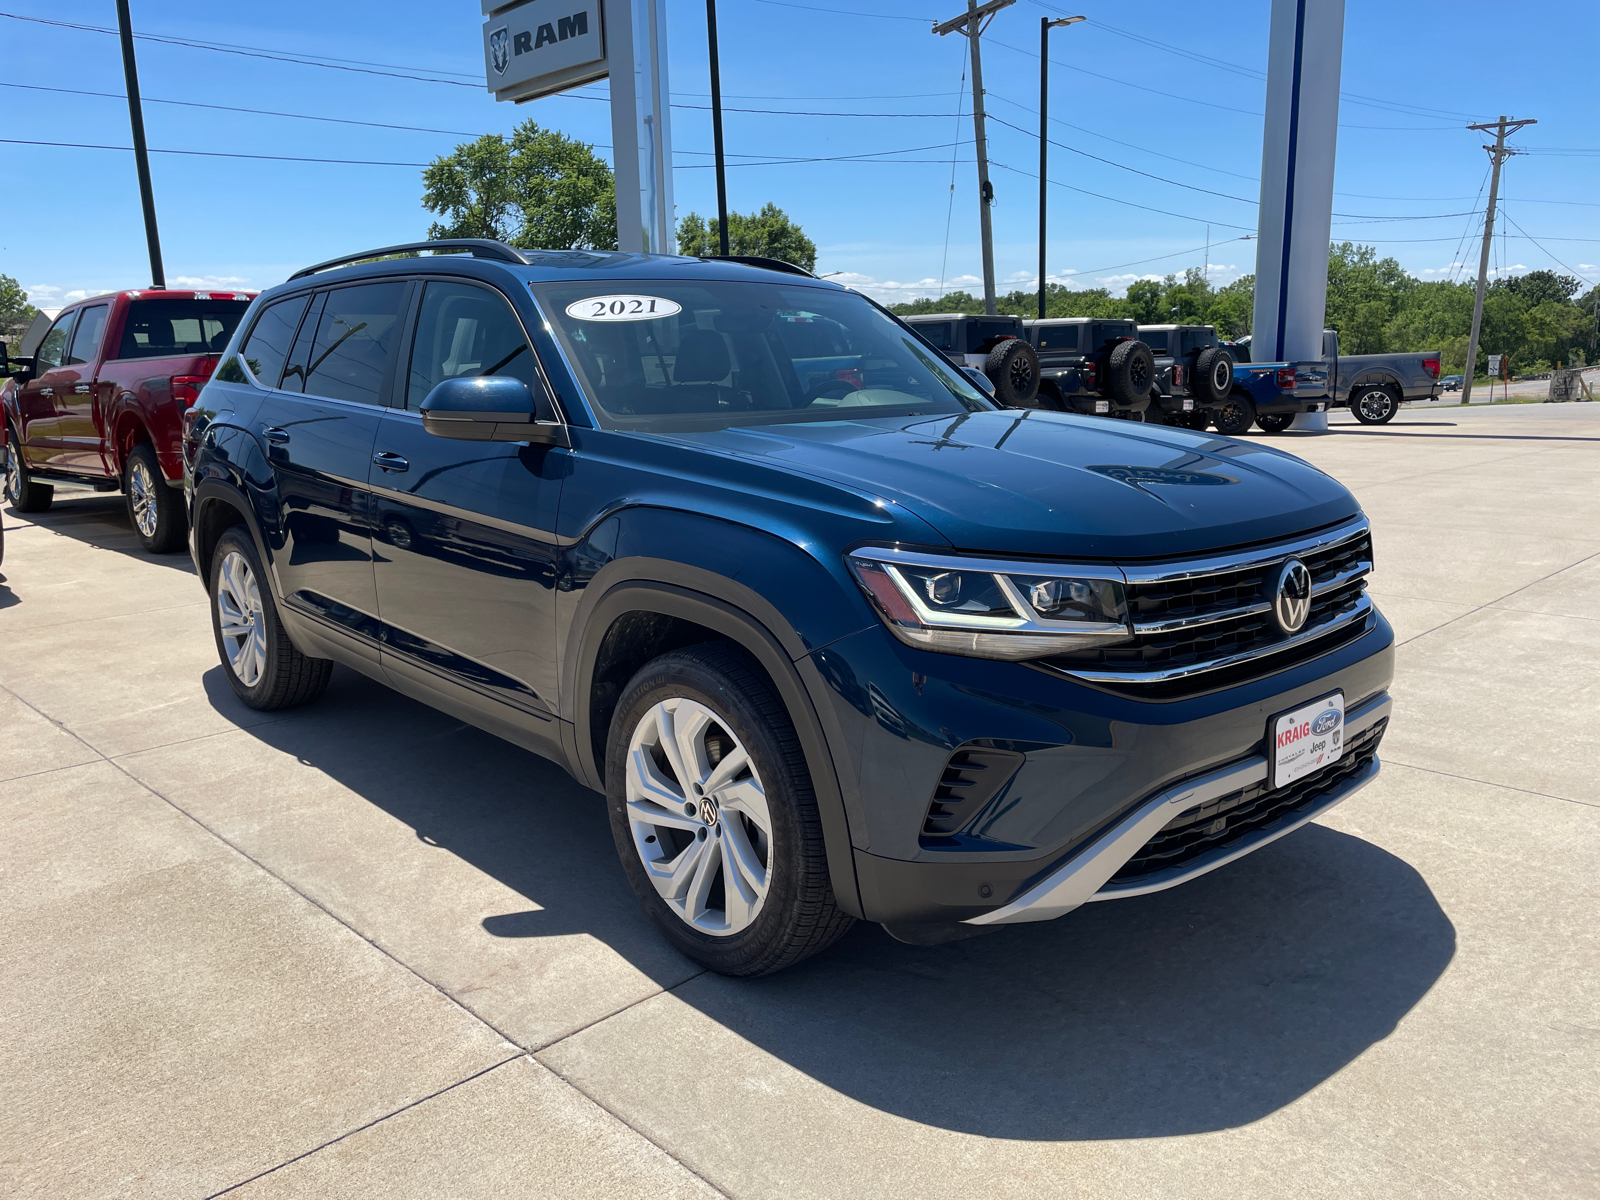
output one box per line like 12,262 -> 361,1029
909,321 -> 954,352
1181,330 -> 1212,354
1033,326 -> 1079,352
1141,330 -> 1169,353
66,304 -> 109,365
966,318 -> 1017,353
116,299 -> 250,360
405,281 -> 534,410
34,312 -> 76,370
299,282 -> 407,406
239,294 -> 311,387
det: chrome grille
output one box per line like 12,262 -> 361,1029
1044,516 -> 1374,690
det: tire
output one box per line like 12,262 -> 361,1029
1105,339 -> 1155,406
984,339 -> 1040,407
1036,380 -> 1067,412
1193,346 -> 1234,404
210,527 -> 332,710
606,643 -> 854,977
125,442 -> 188,554
1212,393 -> 1257,436
1352,384 -> 1399,424
1182,411 -> 1212,431
4,423 -> 53,513
1255,413 -> 1296,433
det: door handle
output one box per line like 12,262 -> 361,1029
39,387 -> 53,397
262,426 -> 291,445
74,384 -> 91,395
372,451 -> 409,473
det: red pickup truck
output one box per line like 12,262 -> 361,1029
2,289 -> 254,553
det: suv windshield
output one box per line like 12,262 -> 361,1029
117,298 -> 251,361
533,280 -> 990,431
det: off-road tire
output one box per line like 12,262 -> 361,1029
1105,339 -> 1155,406
4,423 -> 53,513
984,339 -> 1041,407
125,442 -> 188,554
210,527 -> 333,710
1212,393 -> 1257,436
606,643 -> 854,977
1255,412 -> 1296,433
1182,411 -> 1212,431
1352,384 -> 1399,424
1193,346 -> 1234,404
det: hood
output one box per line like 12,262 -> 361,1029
670,410 -> 1358,559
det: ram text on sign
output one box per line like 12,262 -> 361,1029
483,0 -> 605,97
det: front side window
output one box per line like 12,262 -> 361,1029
239,293 -> 311,387
533,280 -> 989,432
35,312 -> 76,371
116,299 -> 250,360
406,281 -> 535,410
66,304 -> 109,365
298,282 -> 407,406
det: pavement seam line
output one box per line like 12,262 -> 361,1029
1395,546 -> 1600,648
201,1053 -> 526,1198
1382,757 -> 1599,810
0,599 -> 207,633
526,966 -> 709,1054
0,679 -> 529,1051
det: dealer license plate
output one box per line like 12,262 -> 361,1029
1095,400 -> 1109,413
1182,398 -> 1195,411
1271,692 -> 1344,789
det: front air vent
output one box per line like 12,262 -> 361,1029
922,747 -> 1026,838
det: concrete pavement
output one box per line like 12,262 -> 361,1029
1,402 -> 1595,1198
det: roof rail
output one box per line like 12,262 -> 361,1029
289,239 -> 530,281
700,255 -> 817,279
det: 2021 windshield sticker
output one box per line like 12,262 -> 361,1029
565,295 -> 682,322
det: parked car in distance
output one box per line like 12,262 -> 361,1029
1439,374 -> 1463,392
186,239 -> 1394,977
897,312 -> 1040,406
2,288 -> 255,551
1137,324 -> 1235,425
1230,331 -> 1440,424
1022,317 -> 1154,419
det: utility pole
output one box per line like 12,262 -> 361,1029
116,0 -> 164,289
705,0 -> 730,257
1461,114 -> 1535,406
1037,14 -> 1083,321
935,0 -> 1014,316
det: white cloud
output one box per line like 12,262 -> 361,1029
24,275 -> 258,318
1095,273 -> 1165,293
169,275 -> 252,289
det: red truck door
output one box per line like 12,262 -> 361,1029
13,309 -> 78,468
55,302 -> 111,473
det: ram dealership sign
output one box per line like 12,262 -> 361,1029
482,0 -> 606,102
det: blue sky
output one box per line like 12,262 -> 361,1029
3,0 -> 1596,314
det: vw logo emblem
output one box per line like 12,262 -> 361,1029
699,797 -> 720,827
1273,558 -> 1312,634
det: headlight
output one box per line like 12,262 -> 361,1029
847,548 -> 1132,661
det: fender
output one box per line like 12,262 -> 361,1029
567,571 -> 867,919
1348,373 -> 1400,398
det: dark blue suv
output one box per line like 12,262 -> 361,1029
185,240 -> 1393,976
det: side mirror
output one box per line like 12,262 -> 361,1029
419,376 -> 569,446
961,366 -> 995,396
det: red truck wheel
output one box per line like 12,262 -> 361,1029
125,443 -> 188,554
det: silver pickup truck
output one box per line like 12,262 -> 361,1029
1234,331 -> 1441,424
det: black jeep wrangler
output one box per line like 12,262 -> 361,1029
898,313 -> 1040,406
1137,324 -> 1235,428
1022,318 -> 1154,419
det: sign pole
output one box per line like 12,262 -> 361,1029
116,0 -> 164,289
706,0 -> 729,256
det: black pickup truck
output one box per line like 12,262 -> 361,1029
1022,318 -> 1154,419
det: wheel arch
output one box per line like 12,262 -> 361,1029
566,570 -> 865,919
111,406 -> 153,476
191,476 -> 273,592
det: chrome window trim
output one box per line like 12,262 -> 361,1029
965,692 -> 1391,925
1118,515 -> 1370,587
1050,594 -> 1374,685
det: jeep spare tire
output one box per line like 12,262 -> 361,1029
984,338 -> 1040,407
1105,339 -> 1155,406
1193,346 -> 1234,404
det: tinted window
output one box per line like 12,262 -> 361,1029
1181,330 -> 1212,354
967,318 -> 1018,354
1140,330 -> 1169,353
116,299 -> 249,360
66,305 -> 109,365
907,320 -> 955,352
240,294 -> 311,387
34,312 -> 76,370
534,280 -> 987,433
406,281 -> 534,410
300,282 -> 406,406
1033,325 -> 1079,352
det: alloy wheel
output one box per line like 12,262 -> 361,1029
1008,354 -> 1034,394
1358,389 -> 1393,421
215,550 -> 267,688
625,696 -> 772,936
128,457 -> 159,538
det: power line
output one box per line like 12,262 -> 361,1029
988,159 -> 1256,230
1499,208 -> 1596,286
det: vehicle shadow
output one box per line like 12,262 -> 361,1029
223,665 -> 1455,1142
0,570 -> 16,611
6,493 -> 196,573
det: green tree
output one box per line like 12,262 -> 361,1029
421,120 -> 617,251
0,274 -> 37,338
676,203 -> 817,272
1207,275 -> 1254,338
887,291 -> 982,316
